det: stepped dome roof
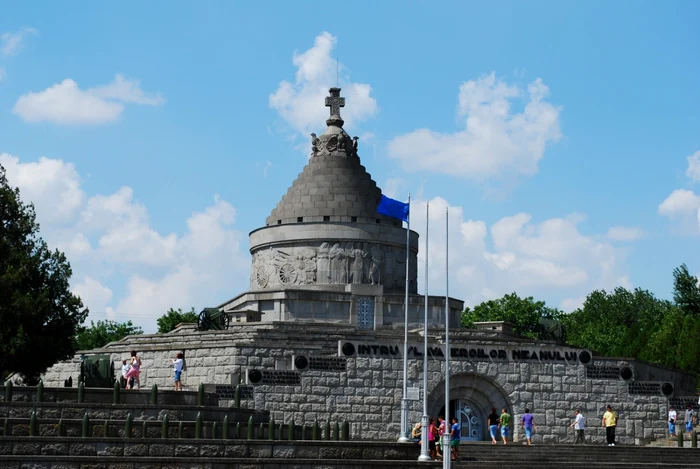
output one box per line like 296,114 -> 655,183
266,88 -> 397,227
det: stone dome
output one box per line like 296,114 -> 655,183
248,87 -> 418,294
266,87 -> 396,227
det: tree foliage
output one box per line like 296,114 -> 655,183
673,264 -> 700,317
461,266 -> 700,379
563,267 -> 700,379
0,166 -> 87,383
461,293 -> 563,339
157,307 -> 198,333
563,287 -> 674,358
73,320 -> 143,351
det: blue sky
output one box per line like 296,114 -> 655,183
1,1 -> 699,331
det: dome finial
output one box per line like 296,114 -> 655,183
325,87 -> 345,127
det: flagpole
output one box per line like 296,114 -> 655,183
418,201 -> 431,462
399,193 -> 411,443
443,206 -> 451,469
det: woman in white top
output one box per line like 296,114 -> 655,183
668,406 -> 677,437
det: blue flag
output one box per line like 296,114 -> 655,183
377,195 -> 409,222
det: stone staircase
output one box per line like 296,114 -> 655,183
449,444 -> 700,468
2,384 -> 700,468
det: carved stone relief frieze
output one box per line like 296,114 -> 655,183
250,242 -> 416,292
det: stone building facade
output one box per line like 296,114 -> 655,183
221,87 -> 461,329
42,321 -> 696,445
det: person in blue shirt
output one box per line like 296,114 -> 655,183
450,417 -> 460,461
521,408 -> 537,446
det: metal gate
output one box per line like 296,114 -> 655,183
456,400 -> 482,441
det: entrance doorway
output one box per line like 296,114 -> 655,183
439,399 -> 483,441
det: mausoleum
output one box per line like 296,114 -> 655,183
42,89 -> 697,446
221,87 -> 462,329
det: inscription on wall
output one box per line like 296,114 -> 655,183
215,384 -> 254,400
309,357 -> 347,372
628,382 -> 661,396
586,366 -> 621,380
260,370 -> 301,386
339,341 -> 588,364
669,397 -> 699,411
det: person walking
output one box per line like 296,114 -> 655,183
569,409 -> 585,444
521,408 -> 537,445
487,407 -> 500,445
668,405 -> 677,438
499,408 -> 512,445
450,417 -> 461,461
602,405 -> 618,446
124,350 -> 141,390
437,416 -> 446,460
685,404 -> 695,434
428,417 -> 437,459
170,352 -> 184,391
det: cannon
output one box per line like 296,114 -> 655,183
537,319 -> 567,344
197,307 -> 230,331
80,354 -> 115,388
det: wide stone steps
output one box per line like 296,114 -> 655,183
447,444 -> 700,467
3,437 -> 700,468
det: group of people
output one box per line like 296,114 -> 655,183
487,407 -> 519,445
411,416 -> 461,461
668,404 -> 696,438
119,350 -> 185,391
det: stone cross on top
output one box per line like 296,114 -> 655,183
325,87 -> 345,117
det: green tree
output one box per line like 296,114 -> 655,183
672,264 -> 700,317
157,307 -> 198,333
0,166 -> 87,383
563,287 -> 673,358
74,320 -> 143,350
461,293 -> 563,339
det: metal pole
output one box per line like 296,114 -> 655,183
399,193 -> 411,443
418,201 -> 431,462
443,206 -> 451,469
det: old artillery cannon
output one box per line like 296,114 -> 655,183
197,307 -> 230,331
79,354 -> 115,388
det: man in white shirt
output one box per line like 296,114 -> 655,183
121,359 -> 130,389
569,409 -> 585,444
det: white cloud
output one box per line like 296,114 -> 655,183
1,153 -> 248,331
606,226 -> 644,242
0,68 -> 6,82
73,277 -> 113,318
82,187 -> 178,267
659,189 -> 700,216
12,74 -> 164,125
658,152 -> 700,235
0,153 -> 84,223
686,151 -> 700,183
269,32 -> 378,136
1,28 -> 37,56
411,197 -> 628,310
387,72 -> 562,181
91,74 -> 165,106
658,189 -> 700,235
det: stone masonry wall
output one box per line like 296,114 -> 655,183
40,326 -> 682,445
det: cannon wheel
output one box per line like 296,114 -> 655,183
198,310 -> 210,331
221,314 -> 231,330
